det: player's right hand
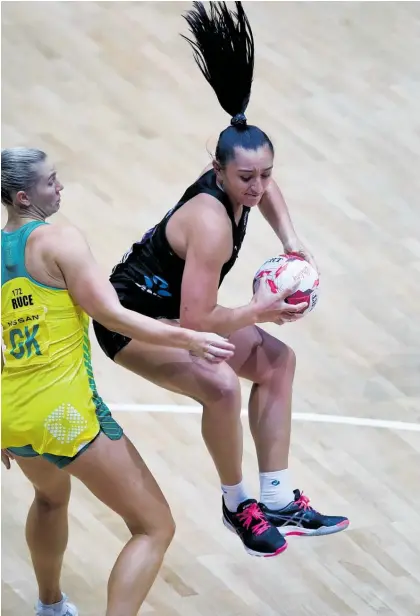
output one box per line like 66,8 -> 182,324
189,332 -> 235,363
252,278 -> 308,325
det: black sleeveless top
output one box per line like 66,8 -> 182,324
109,169 -> 250,320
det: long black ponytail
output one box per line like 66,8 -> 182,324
182,1 -> 274,165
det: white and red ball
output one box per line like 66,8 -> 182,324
253,253 -> 320,316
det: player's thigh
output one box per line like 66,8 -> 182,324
115,329 -> 241,405
227,325 -> 296,383
67,432 -> 174,536
13,455 -> 71,506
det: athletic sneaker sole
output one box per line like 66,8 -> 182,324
277,519 -> 350,537
222,517 -> 288,557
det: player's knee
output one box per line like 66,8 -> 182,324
263,340 -> 296,384
271,339 -> 296,370
282,343 -> 296,370
160,513 -> 176,547
34,476 -> 71,510
199,367 -> 241,407
128,506 -> 176,549
150,510 -> 176,550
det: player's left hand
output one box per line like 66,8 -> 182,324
1,449 -> 14,470
283,237 -> 319,274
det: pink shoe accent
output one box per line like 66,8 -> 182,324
237,503 -> 271,535
295,491 -> 311,511
284,530 -> 307,537
283,519 -> 350,537
264,543 -> 288,557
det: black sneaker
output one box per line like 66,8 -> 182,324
222,498 -> 287,557
260,490 -> 350,537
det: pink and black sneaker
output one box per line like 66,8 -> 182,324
222,498 -> 287,557
260,490 -> 349,537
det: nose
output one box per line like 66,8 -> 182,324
250,178 -> 263,195
57,182 -> 64,192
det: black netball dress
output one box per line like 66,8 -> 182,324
93,169 -> 250,360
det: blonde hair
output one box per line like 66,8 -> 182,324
1,147 -> 46,206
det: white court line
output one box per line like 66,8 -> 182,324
108,404 -> 420,433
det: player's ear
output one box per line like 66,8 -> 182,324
15,191 -> 31,208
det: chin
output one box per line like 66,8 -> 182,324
49,202 -> 61,215
244,195 -> 262,207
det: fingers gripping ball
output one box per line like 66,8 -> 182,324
253,253 -> 320,316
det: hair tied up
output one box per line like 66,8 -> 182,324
182,2 -> 274,166
182,2 -> 254,121
230,113 -> 247,128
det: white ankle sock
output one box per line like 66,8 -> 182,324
36,593 -> 76,616
37,595 -> 64,611
222,480 -> 250,512
259,469 -> 294,510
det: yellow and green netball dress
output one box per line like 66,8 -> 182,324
1,221 -> 122,467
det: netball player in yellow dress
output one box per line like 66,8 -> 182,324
1,146 -> 237,616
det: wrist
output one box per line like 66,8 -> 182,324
248,297 -> 261,325
178,327 -> 196,351
282,233 -> 299,251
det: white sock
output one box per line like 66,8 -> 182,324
36,593 -> 69,616
222,481 -> 250,512
38,595 -> 64,609
259,469 -> 294,510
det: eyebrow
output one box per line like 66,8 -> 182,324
238,166 -> 273,172
48,171 -> 56,180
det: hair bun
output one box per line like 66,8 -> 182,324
231,113 -> 247,127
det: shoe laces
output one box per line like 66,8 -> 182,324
237,503 -> 271,535
295,491 -> 312,511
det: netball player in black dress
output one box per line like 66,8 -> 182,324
94,2 -> 349,557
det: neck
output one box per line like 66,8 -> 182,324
216,180 -> 244,214
225,193 -> 244,223
232,201 -> 244,223
4,208 -> 46,232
